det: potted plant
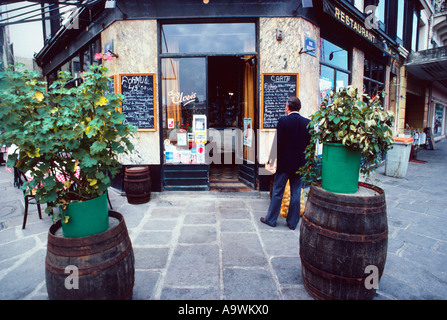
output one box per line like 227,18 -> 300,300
0,62 -> 136,238
298,86 -> 395,193
297,87 -> 394,300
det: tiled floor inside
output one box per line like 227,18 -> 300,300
209,165 -> 252,192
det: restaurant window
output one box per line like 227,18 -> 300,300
434,104 -> 445,137
161,58 -> 207,164
411,9 -> 420,52
397,0 -> 404,45
161,23 -> 256,54
319,38 -> 350,103
363,57 -> 385,98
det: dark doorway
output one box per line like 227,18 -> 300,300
207,56 -> 257,191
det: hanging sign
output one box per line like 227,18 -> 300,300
322,0 -> 376,43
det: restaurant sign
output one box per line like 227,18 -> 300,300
323,0 -> 376,44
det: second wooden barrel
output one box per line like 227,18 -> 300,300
46,211 -> 135,300
124,166 -> 151,204
299,182 -> 388,300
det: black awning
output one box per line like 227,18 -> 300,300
405,46 -> 447,90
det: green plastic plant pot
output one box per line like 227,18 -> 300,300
60,192 -> 109,238
322,143 -> 361,194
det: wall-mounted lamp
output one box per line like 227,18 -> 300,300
329,49 -> 344,60
299,48 -> 316,55
107,50 -> 119,58
276,28 -> 283,41
105,0 -> 116,9
203,0 -> 210,4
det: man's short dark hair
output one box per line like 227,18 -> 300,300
287,97 -> 301,112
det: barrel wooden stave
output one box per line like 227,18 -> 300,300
45,211 -> 135,300
299,182 -> 388,300
123,166 -> 151,204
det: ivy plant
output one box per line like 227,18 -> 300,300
0,63 -> 136,222
298,87 -> 395,184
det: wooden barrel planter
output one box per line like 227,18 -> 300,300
46,211 -> 135,300
123,166 -> 151,204
299,182 -> 388,300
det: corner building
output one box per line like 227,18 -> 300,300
35,0 -> 417,192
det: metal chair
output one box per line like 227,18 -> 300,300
17,170 -> 42,229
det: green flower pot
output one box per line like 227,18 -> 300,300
60,192 -> 109,238
322,143 -> 361,194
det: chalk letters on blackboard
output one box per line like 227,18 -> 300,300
261,73 -> 299,130
120,74 -> 156,131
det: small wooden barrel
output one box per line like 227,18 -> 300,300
299,182 -> 388,300
123,166 -> 151,204
45,211 -> 135,300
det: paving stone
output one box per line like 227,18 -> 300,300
178,225 -> 217,244
133,230 -> 173,246
220,219 -> 255,233
223,268 -> 280,300
133,270 -> 161,300
258,231 -> 300,257
221,233 -> 267,267
271,257 -> 302,286
164,244 -> 220,287
160,287 -> 221,300
184,213 -> 217,225
134,247 -> 170,270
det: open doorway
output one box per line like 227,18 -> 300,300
208,56 -> 256,191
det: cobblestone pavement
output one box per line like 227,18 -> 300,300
0,140 -> 446,300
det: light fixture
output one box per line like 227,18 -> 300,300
329,49 -> 344,60
107,50 -> 119,58
105,0 -> 116,9
203,0 -> 209,4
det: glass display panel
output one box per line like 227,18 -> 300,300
161,57 -> 207,164
320,38 -> 348,70
162,23 -> 256,54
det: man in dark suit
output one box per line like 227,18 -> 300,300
261,97 -> 311,230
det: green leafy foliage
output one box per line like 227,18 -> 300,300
298,87 -> 395,184
0,63 -> 136,221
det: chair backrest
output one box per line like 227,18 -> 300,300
16,170 -> 31,192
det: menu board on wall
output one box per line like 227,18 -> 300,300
106,75 -> 116,95
261,73 -> 299,130
119,74 -> 157,131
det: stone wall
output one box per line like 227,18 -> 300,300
101,20 -> 160,165
258,17 -> 320,164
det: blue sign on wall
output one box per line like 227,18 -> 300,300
304,37 -> 316,56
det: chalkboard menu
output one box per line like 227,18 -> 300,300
261,73 -> 299,130
119,74 -> 156,131
105,76 -> 116,96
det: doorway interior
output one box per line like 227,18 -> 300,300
208,56 -> 256,191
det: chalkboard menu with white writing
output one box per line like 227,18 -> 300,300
119,74 -> 157,131
261,73 -> 299,130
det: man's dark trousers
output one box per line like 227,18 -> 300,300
264,172 -> 302,230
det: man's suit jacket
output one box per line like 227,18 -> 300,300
275,112 -> 311,174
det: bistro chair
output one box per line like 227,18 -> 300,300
17,170 -> 42,229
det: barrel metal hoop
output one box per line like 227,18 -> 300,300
308,192 -> 386,215
47,228 -> 129,257
123,177 -> 151,183
45,240 -> 134,277
301,214 -> 388,243
300,255 -> 367,285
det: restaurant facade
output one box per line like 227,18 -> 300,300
35,0 -> 407,192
